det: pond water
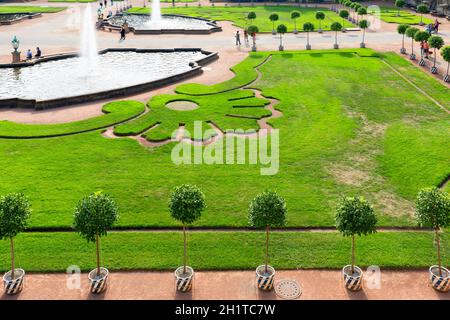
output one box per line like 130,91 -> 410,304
109,14 -> 217,31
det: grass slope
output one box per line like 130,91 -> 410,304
0,231 -> 447,272
0,50 -> 448,228
369,7 -> 433,25
0,101 -> 145,138
128,6 -> 355,32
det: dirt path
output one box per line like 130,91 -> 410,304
2,269 -> 448,300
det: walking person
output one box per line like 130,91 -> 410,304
235,30 -> 241,46
434,19 -> 440,33
423,41 -> 430,59
243,29 -> 249,45
120,26 -> 126,41
420,41 -> 425,57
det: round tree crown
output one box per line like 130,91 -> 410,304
303,22 -> 314,31
291,11 -> 300,19
428,36 -> 444,49
417,4 -> 428,13
247,25 -> 259,34
358,7 -> 367,15
441,46 -> 450,62
73,191 -> 118,243
269,13 -> 279,21
340,10 -> 349,18
315,11 -> 325,20
248,191 -> 287,228
359,19 -> 370,29
395,0 -> 405,7
169,184 -> 206,225
405,27 -> 419,38
247,12 -> 256,20
414,30 -> 430,42
277,24 -> 287,34
331,22 -> 343,31
397,24 -> 409,34
416,188 -> 450,229
0,193 -> 31,239
335,196 -> 377,237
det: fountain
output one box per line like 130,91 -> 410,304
80,3 -> 98,74
106,0 -> 221,34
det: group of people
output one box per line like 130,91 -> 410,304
235,30 -> 255,47
420,40 -> 431,59
425,19 -> 441,35
26,47 -> 42,61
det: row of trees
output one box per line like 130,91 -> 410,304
397,24 -> 450,80
0,186 -> 448,293
395,0 -> 429,25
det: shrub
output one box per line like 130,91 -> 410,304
335,196 -> 377,273
0,193 -> 31,280
248,191 -> 287,273
169,184 -> 206,273
416,188 -> 450,276
74,191 -> 118,276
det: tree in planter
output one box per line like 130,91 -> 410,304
428,36 -> 444,73
359,19 -> 370,48
291,11 -> 301,33
0,193 -> 31,281
248,190 -> 287,274
397,24 -> 409,53
247,11 -> 256,26
414,30 -> 430,63
169,184 -> 206,274
303,22 -> 314,49
416,4 -> 428,26
441,46 -> 450,81
395,0 -> 405,16
331,21 -> 343,49
335,196 -> 377,274
74,191 -> 118,277
269,13 -> 279,34
247,25 -> 259,51
405,26 -> 419,59
416,188 -> 450,277
357,7 -> 367,22
315,11 -> 325,32
353,3 -> 362,21
277,24 -> 287,50
339,9 -> 349,31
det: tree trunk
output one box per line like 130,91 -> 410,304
436,228 -> 442,276
351,234 -> 355,274
280,34 -> 282,46
362,28 -> 365,43
335,31 -> 338,45
96,234 -> 101,276
10,237 -> 15,280
411,38 -> 414,54
265,225 -> 270,273
183,224 -> 187,274
402,34 -> 405,50
433,48 -> 437,68
307,31 -> 309,46
447,62 -> 450,76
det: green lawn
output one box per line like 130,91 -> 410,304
369,7 -> 433,25
127,6 -> 355,32
0,101 -> 145,138
0,49 -> 448,230
0,6 -> 66,14
0,231 -> 447,272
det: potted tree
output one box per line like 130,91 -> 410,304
248,190 -> 287,291
247,11 -> 256,26
359,19 -> 370,48
0,193 -> 31,295
315,11 -> 325,33
395,0 -> 405,16
339,10 -> 349,32
335,196 -> 377,291
357,7 -> 367,23
169,184 -> 206,292
414,31 -> 430,66
397,24 -> 409,54
74,191 -> 118,294
291,11 -> 301,34
331,22 -> 343,49
248,25 -> 259,52
405,26 -> 419,60
441,46 -> 450,82
416,188 -> 450,292
303,22 -> 314,50
416,4 -> 428,26
428,36 -> 444,74
269,13 -> 279,35
277,24 -> 287,51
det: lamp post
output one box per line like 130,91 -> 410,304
11,36 -> 21,64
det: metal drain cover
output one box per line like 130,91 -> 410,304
275,280 -> 302,300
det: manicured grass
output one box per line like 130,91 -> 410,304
127,6 -> 355,32
114,90 -> 269,141
0,101 -> 145,138
0,231 -> 447,272
0,50 -> 448,229
0,6 -> 66,14
369,7 -> 433,25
